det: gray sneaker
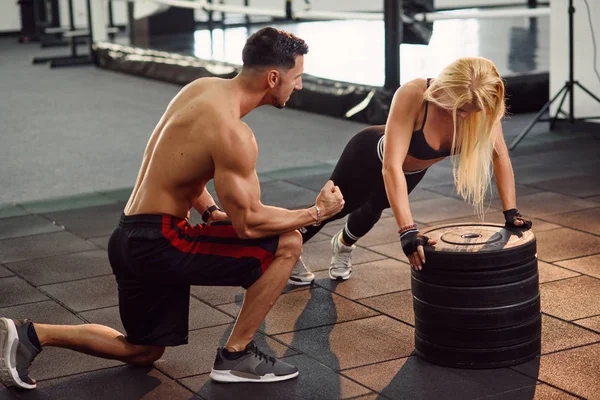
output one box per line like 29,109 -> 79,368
329,230 -> 355,281
210,341 -> 299,383
0,318 -> 41,390
288,256 -> 315,286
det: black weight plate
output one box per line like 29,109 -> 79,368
413,294 -> 540,329
411,272 -> 539,307
415,314 -> 541,349
413,258 -> 538,287
414,334 -> 541,369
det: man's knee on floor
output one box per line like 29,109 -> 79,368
126,345 -> 165,365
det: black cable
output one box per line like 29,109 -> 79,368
582,0 -> 600,85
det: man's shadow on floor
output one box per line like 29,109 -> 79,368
195,281 -> 344,400
9,365 -> 163,400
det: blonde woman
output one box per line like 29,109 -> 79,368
289,56 -> 532,284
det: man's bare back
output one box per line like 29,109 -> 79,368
125,78 -> 243,219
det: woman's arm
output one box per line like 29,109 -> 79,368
492,123 -> 532,229
383,81 -> 437,269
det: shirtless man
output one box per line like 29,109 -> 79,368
0,27 -> 344,389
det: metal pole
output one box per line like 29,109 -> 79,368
107,0 -> 115,40
127,0 -> 135,44
68,0 -> 77,55
85,0 -> 94,59
384,0 -> 402,89
568,0 -> 575,123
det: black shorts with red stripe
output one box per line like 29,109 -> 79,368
107,213 -> 279,347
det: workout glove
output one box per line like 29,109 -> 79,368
400,229 -> 430,257
503,208 -> 532,230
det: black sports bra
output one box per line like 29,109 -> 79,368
407,78 -> 451,160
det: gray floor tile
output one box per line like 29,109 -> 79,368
0,231 -> 96,264
98,187 -> 133,203
263,164 -> 336,181
40,275 -> 118,312
0,215 -> 63,240
259,180 -> 319,209
358,290 -> 414,325
78,306 -> 127,333
0,300 -> 82,325
0,204 -> 28,219
17,193 -> 118,214
513,343 -> 600,399
6,250 -> 112,286
556,253 -> 600,279
426,183 -> 542,201
538,261 -> 581,283
155,324 -> 295,378
540,276 -> 600,320
180,355 -> 370,400
589,195 -> 600,203
29,346 -> 123,383
342,356 -> 537,400
349,216 -> 401,247
493,192 -> 597,218
367,242 -> 410,264
284,172 -> 332,192
513,164 -> 584,185
408,188 -> 447,202
423,211 -> 506,226
218,287 -> 378,335
300,239 -> 387,273
410,196 -> 491,224
80,297 -> 233,334
536,228 -> 600,262
574,315 -> 600,333
477,384 -> 581,400
0,277 -> 48,308
190,285 -> 246,306
43,204 -> 124,239
0,386 -> 19,400
89,235 -> 110,250
541,314 -> 600,354
315,258 -> 412,300
274,315 -> 414,371
319,215 -> 349,235
23,366 -> 193,400
542,207 -> 600,235
0,266 -> 13,278
306,232 -> 333,243
529,175 -> 600,198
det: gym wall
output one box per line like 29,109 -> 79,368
1,0 -> 547,33
550,0 -> 600,120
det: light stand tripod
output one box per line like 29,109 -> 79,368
509,0 -> 600,151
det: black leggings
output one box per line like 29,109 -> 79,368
301,125 -> 427,244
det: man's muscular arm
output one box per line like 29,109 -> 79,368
213,124 -> 343,239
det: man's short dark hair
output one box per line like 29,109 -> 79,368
242,27 -> 309,70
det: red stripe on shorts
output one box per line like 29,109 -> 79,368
161,216 -> 274,273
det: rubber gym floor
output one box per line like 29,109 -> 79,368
1,36 -> 600,399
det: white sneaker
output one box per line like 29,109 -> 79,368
329,230 -> 355,281
288,256 -> 315,286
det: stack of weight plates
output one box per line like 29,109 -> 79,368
412,223 -> 541,368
